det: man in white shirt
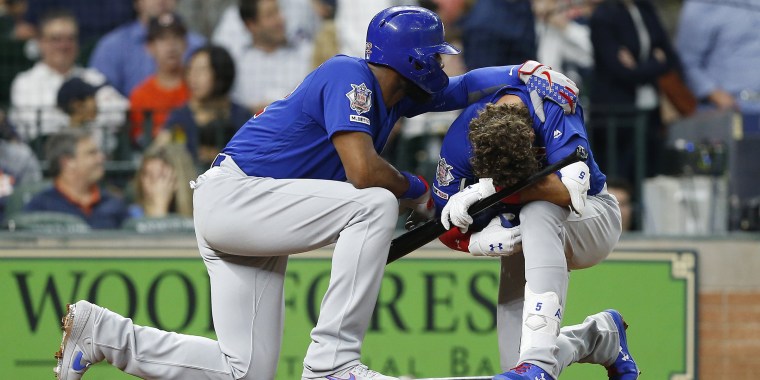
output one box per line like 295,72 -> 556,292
211,0 -> 318,61
229,0 -> 313,112
10,9 -> 128,152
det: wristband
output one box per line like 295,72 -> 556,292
401,171 -> 427,199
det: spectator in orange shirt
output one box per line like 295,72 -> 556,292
129,13 -> 189,149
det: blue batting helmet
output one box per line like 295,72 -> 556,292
365,6 -> 460,94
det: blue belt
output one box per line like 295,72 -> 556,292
211,154 -> 227,168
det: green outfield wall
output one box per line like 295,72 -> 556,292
0,249 -> 696,379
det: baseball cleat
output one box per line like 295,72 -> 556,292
310,363 -> 400,380
493,363 -> 554,380
604,309 -> 640,380
54,301 -> 100,380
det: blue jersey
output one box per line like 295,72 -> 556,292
433,65 -> 606,212
223,55 -> 514,180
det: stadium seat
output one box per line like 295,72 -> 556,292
2,180 -> 51,226
10,211 -> 90,233
121,216 -> 195,233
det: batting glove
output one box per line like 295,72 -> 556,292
559,161 -> 590,216
441,178 -> 496,233
468,213 -> 522,257
518,60 -> 579,123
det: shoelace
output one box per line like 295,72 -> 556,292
352,364 -> 380,377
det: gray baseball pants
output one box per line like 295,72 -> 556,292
80,156 -> 399,379
497,190 -> 622,378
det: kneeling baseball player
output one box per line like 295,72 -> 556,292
426,61 -> 640,380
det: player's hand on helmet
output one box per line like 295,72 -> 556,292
468,213 -> 522,257
518,60 -> 579,123
441,178 -> 496,233
559,161 -> 590,216
400,175 -> 435,229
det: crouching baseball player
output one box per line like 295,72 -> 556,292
430,61 -> 640,380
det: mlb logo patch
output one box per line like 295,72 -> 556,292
346,83 -> 372,115
436,157 -> 455,186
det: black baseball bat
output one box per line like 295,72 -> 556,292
387,145 -> 588,264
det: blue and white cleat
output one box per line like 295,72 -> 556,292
605,309 -> 640,380
493,363 -> 554,380
54,301 -> 101,380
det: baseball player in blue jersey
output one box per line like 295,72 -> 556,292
53,8 -> 576,380
432,61 -> 640,380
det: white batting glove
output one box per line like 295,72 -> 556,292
468,214 -> 522,257
441,178 -> 496,232
559,161 -> 590,216
518,60 -> 579,123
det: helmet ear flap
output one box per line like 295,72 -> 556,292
410,56 -> 424,71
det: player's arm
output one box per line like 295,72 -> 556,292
332,130 -> 432,219
402,65 -> 516,117
332,131 -> 408,195
512,176 -> 570,207
403,62 -> 579,121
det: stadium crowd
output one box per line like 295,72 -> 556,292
0,0 -> 757,232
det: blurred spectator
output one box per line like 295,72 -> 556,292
176,0 -> 235,38
0,109 -> 42,223
88,0 -> 205,96
434,0 -> 536,69
310,0 -> 337,69
212,0 -> 318,60
163,45 -> 251,167
17,0 -> 133,46
9,9 -> 128,151
589,0 -> 680,178
532,0 -> 594,88
607,177 -> 633,231
129,13 -> 189,148
23,129 -> 128,229
56,76 -> 124,154
56,77 -> 98,128
128,143 -> 195,219
0,0 -> 27,40
230,0 -> 313,112
676,0 -> 760,114
334,0 -> 393,57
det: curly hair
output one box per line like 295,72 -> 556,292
468,103 -> 540,188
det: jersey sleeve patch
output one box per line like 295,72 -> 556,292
349,114 -> 370,125
436,157 -> 455,186
433,185 -> 449,200
346,83 -> 372,115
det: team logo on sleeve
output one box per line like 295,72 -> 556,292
346,83 -> 372,115
436,157 -> 455,186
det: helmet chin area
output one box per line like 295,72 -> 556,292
403,78 -> 433,104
